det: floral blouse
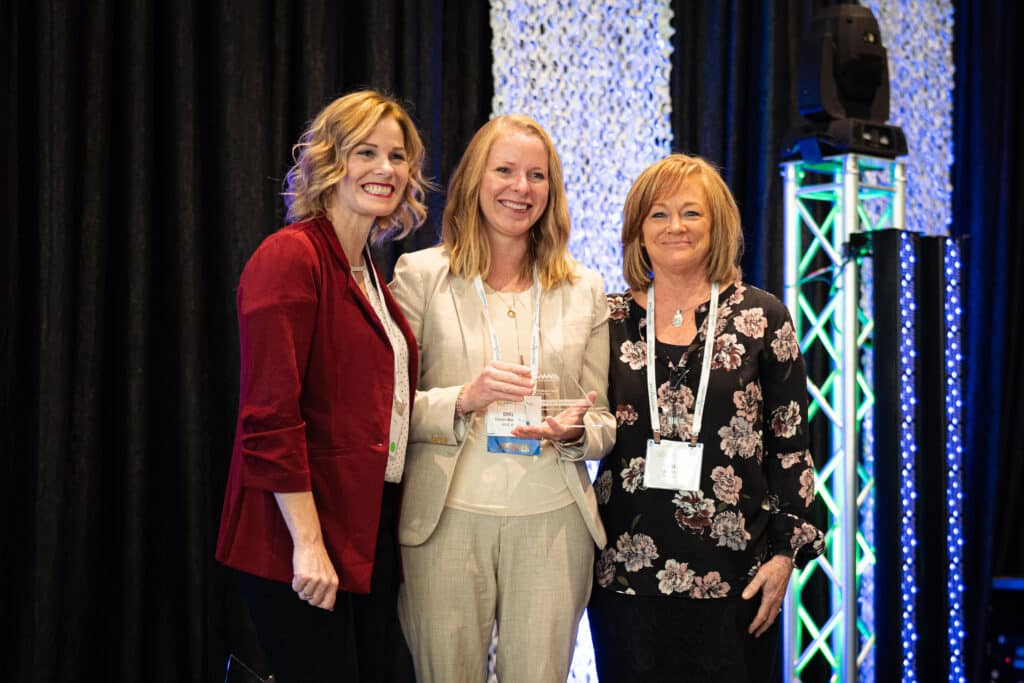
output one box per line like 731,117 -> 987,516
593,283 -> 825,599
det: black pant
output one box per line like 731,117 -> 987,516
588,585 -> 781,683
239,484 -> 411,683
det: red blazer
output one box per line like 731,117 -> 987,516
215,217 -> 418,593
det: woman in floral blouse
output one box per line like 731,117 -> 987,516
587,154 -> 824,682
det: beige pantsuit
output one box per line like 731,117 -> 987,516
389,247 -> 616,682
398,504 -> 594,682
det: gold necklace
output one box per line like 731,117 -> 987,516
492,289 -> 519,318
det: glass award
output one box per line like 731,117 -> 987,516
534,365 -> 594,429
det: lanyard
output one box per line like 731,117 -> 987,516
646,281 -> 719,444
473,273 -> 542,379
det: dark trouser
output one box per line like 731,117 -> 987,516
588,584 -> 781,683
240,483 -> 411,683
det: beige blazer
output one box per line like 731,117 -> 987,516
389,246 -> 616,549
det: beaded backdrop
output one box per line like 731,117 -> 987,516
865,0 -> 955,236
491,0 -> 675,295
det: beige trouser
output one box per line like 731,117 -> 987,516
398,504 -> 594,683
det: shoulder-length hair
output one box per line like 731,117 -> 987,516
621,154 -> 743,290
441,114 -> 577,289
282,90 -> 430,242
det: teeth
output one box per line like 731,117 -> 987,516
363,184 -> 392,196
500,200 -> 529,210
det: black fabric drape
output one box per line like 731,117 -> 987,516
953,0 -> 1024,680
4,2 -> 491,681
670,0 -> 814,293
7,1 -> 1021,682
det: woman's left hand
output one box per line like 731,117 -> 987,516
742,554 -> 795,637
511,390 -> 597,443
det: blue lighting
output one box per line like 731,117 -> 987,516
944,240 -> 966,683
898,233 -> 919,682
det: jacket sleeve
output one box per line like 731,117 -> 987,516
553,269 -> 616,462
760,298 -> 825,568
236,232 -> 319,492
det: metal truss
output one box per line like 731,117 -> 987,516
781,154 -> 905,682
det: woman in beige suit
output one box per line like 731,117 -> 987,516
389,114 -> 615,682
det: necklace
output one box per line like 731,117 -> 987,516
491,290 -> 519,318
667,285 -> 712,327
670,302 -> 701,327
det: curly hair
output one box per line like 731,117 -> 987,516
282,90 -> 431,241
441,114 -> 577,289
621,154 -> 743,290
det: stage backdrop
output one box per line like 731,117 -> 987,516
4,1 -> 1021,682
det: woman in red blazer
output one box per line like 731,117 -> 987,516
216,90 -> 428,682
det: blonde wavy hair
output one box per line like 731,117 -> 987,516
283,90 -> 430,241
441,114 -> 577,289
622,154 -> 744,290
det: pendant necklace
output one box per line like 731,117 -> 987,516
668,287 -> 712,328
670,302 -> 700,327
493,290 -> 518,318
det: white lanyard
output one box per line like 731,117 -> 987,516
646,281 -> 719,444
473,273 -> 542,378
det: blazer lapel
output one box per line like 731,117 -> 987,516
448,274 -> 487,378
312,217 -> 381,332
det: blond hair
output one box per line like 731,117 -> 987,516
441,114 -> 577,289
283,90 -> 430,241
621,154 -> 743,290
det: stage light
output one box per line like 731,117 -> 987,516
784,3 -> 907,161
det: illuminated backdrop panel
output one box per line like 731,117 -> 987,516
491,0 -> 675,294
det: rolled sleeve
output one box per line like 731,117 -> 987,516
235,232 -> 319,492
240,422 -> 310,491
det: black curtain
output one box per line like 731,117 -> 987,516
4,2 -> 490,681
671,0 -> 814,293
7,1 -> 1021,681
953,0 -> 1024,680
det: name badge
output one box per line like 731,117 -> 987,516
643,439 -> 703,491
486,396 -> 542,456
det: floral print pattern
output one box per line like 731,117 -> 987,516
620,457 -> 646,493
710,465 -> 743,505
619,339 -> 647,370
656,559 -> 696,595
771,321 -> 799,361
595,470 -> 613,505
614,532 -> 659,572
615,403 -> 639,427
734,307 -> 767,339
673,490 -> 716,532
595,284 -> 825,599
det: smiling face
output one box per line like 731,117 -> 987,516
478,130 -> 550,246
331,116 -> 409,223
641,177 -> 712,278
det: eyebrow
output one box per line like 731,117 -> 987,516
355,141 -> 406,151
493,160 -> 546,171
